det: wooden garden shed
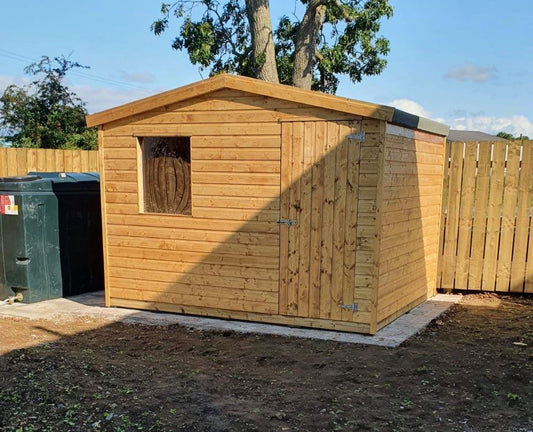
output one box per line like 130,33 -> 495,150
86,74 -> 449,334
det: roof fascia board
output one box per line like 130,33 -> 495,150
86,74 -> 394,127
222,75 -> 394,122
86,75 -> 228,127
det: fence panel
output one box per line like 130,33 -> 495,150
439,140 -> 533,293
0,148 -> 99,177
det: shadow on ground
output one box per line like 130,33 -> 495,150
0,294 -> 531,432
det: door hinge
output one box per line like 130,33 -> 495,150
339,303 -> 358,312
277,218 -> 298,227
347,131 -> 365,142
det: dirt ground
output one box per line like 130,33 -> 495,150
0,294 -> 531,432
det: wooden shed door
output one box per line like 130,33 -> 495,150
279,120 -> 362,321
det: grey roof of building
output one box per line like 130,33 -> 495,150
447,130 -> 505,142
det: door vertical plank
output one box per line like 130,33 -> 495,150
286,122 -> 304,315
319,122 -> 337,319
309,122 -> 326,318
278,122 -> 292,315
331,122 -> 348,320
297,122 -> 314,317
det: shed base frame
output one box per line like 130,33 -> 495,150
110,298 -> 373,334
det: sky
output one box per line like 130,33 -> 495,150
1,0 -> 532,136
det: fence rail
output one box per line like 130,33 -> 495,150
0,147 -> 99,177
438,140 -> 533,293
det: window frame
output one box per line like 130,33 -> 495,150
136,136 -> 193,217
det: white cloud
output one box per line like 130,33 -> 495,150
388,98 -> 431,117
449,115 -> 533,137
72,84 -> 156,113
0,75 -> 31,89
387,97 -> 533,137
445,64 -> 494,83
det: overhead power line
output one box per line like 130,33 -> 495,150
0,48 -> 156,94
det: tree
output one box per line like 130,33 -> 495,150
496,131 -> 515,140
151,0 -> 393,94
496,131 -> 529,141
0,56 -> 97,149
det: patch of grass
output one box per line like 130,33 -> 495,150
506,392 -> 521,402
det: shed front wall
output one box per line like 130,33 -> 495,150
99,88 -> 374,330
375,124 -> 446,329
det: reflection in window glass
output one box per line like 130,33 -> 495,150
141,137 -> 191,215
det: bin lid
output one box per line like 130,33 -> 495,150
29,172 -> 100,183
0,175 -> 42,183
0,172 -> 100,193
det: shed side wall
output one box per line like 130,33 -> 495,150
376,125 -> 446,328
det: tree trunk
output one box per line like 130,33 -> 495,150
292,1 -> 327,89
245,0 -> 279,84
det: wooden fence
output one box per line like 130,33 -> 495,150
0,147 -> 99,177
2,145 -> 532,294
438,140 -> 533,293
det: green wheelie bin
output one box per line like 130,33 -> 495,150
0,173 -> 103,303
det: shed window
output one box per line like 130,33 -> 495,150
141,137 -> 191,215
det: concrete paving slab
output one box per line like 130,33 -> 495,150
0,291 -> 462,347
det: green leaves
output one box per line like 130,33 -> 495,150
151,1 -> 393,93
175,19 -> 217,67
0,56 -> 97,149
153,0 -> 250,76
311,0 -> 393,92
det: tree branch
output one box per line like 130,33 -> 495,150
292,1 -> 327,89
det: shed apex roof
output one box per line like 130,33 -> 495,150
86,74 -> 449,136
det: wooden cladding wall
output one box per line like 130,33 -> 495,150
376,126 -> 446,329
100,89 -> 368,318
103,132 -> 281,314
439,140 -> 533,293
0,148 -> 99,176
